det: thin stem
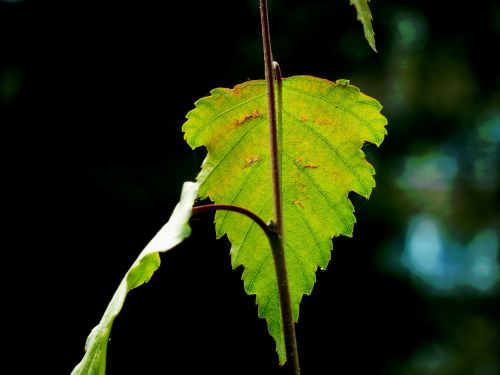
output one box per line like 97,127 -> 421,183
273,61 -> 283,197
259,1 -> 301,374
259,0 -> 282,234
192,204 -> 299,375
192,204 -> 272,237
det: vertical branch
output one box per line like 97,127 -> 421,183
273,61 -> 283,193
259,1 -> 301,374
259,0 -> 283,233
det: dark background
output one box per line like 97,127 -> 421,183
2,0 -> 499,374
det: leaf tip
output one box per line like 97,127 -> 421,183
350,0 -> 378,53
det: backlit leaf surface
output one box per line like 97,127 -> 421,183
183,76 -> 387,363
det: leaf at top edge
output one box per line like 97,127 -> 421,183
183,76 -> 387,363
71,181 -> 199,375
350,0 -> 377,52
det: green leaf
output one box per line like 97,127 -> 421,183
350,0 -> 377,52
183,76 -> 387,363
71,182 -> 199,375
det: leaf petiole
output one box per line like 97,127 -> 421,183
192,204 -> 274,237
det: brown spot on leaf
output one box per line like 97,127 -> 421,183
237,114 -> 252,126
314,118 -> 329,126
293,200 -> 305,209
295,156 -> 318,169
236,110 -> 260,126
245,155 -> 260,167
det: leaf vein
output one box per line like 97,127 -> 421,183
200,117 -> 266,185
284,198 -> 327,265
285,85 -> 382,144
285,239 -> 314,292
218,156 -> 268,230
246,250 -> 273,292
189,92 -> 267,144
261,290 -> 279,316
283,153 -> 351,234
284,109 -> 370,195
231,200 -> 272,268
